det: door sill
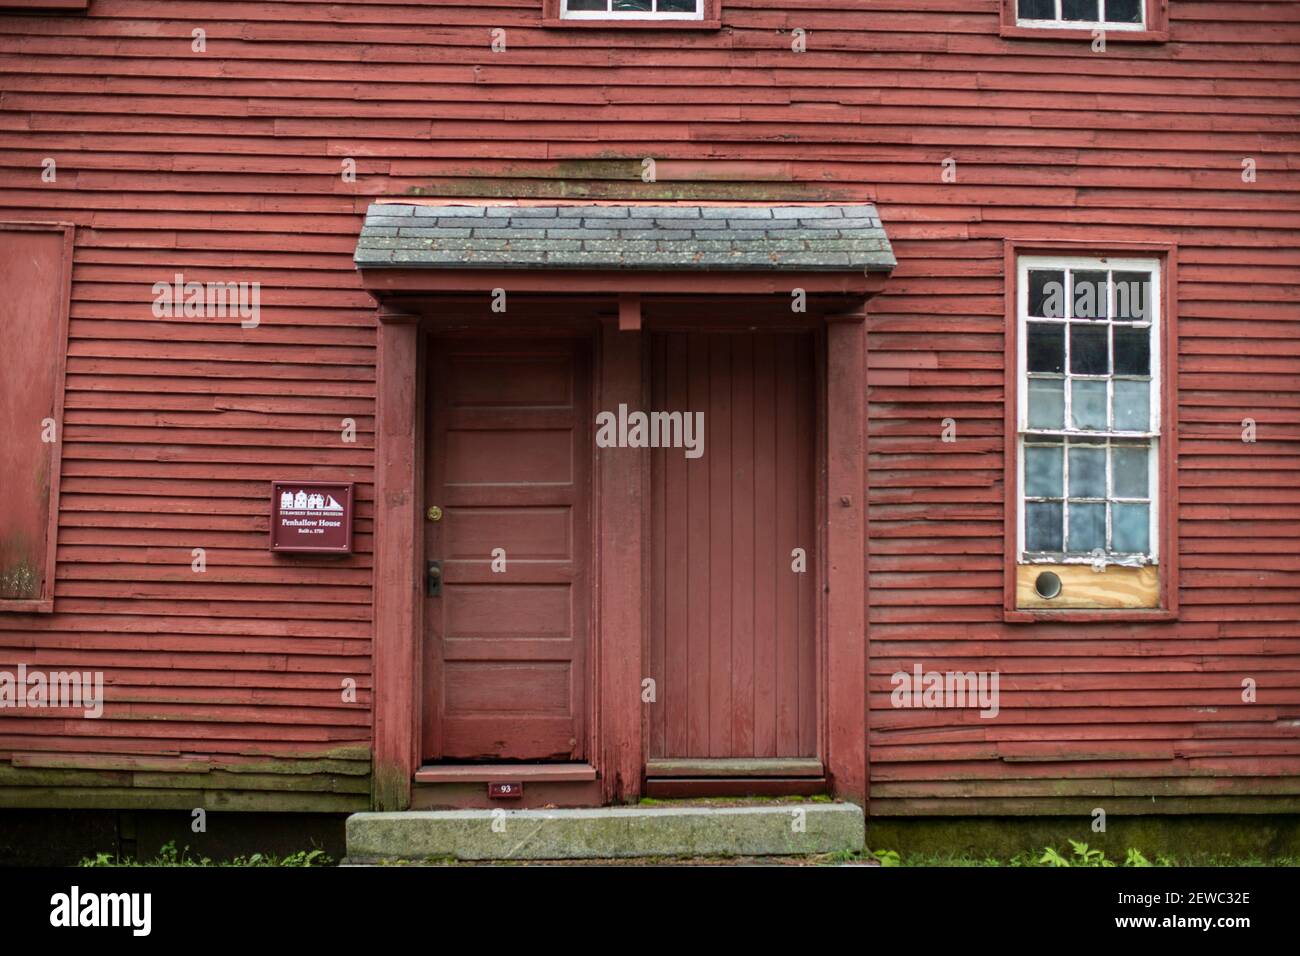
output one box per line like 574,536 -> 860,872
644,777 -> 829,799
645,758 -> 823,778
415,763 -> 597,784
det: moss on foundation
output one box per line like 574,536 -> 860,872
0,751 -> 372,813
371,763 -> 411,812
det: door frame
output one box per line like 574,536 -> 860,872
366,276 -> 881,811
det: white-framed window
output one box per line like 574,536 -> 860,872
562,0 -> 703,19
1015,0 -> 1146,31
1016,255 -> 1161,565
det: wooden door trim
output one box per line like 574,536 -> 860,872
825,317 -> 868,806
369,295 -> 872,811
372,315 -> 424,812
597,317 -> 645,804
646,757 -> 823,778
414,762 -> 597,784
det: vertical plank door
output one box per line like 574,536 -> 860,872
649,332 -> 819,762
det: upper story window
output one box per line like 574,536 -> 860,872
562,0 -> 704,19
1016,0 -> 1146,30
1018,255 -> 1161,565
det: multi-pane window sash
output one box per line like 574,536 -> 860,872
1015,0 -> 1146,30
1017,256 -> 1161,565
562,0 -> 703,19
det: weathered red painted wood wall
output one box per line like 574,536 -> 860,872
0,1 -> 1296,813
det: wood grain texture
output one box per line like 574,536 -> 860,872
827,317 -> 868,805
648,332 -> 818,762
424,338 -> 590,762
0,223 -> 72,613
1016,563 -> 1160,610
598,318 -> 644,803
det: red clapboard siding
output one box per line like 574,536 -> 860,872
0,0 -> 1296,813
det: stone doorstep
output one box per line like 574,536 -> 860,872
345,802 -> 864,863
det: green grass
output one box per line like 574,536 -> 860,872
80,840 -> 334,868
861,841 -> 1300,868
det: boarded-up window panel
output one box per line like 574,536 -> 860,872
0,223 -> 73,611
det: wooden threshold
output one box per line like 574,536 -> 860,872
644,777 -> 829,799
415,763 -> 597,784
645,758 -> 824,778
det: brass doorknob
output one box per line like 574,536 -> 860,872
426,505 -> 443,522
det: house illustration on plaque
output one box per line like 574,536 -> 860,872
280,489 -> 344,512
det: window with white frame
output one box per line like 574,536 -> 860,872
1016,0 -> 1146,30
1017,256 -> 1161,565
562,0 -> 703,19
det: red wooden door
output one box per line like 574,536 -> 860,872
423,338 -> 591,762
648,332 -> 819,761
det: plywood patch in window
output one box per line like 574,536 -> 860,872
1016,563 -> 1158,610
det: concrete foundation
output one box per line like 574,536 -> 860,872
345,802 -> 865,862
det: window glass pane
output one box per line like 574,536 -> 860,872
1113,325 -> 1149,375
1028,322 -> 1065,373
1018,0 -> 1056,17
1070,270 -> 1108,319
1026,502 -> 1063,551
1068,502 -> 1106,552
1113,379 -> 1149,431
1071,379 -> 1107,430
658,0 -> 698,10
567,0 -> 607,9
1113,270 -> 1151,320
1029,378 -> 1065,429
1029,270 -> 1065,318
1112,502 -> 1150,552
1105,0 -> 1143,24
1013,0 -> 1055,16
1068,445 -> 1106,498
612,0 -> 652,9
1112,444 -> 1149,498
1025,445 -> 1064,497
1070,324 -> 1108,374
1020,257 -> 1160,563
1062,0 -> 1100,20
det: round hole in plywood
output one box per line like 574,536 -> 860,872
1034,571 -> 1062,600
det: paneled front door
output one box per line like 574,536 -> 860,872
422,338 -> 591,762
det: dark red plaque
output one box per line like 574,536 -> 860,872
270,481 -> 354,554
